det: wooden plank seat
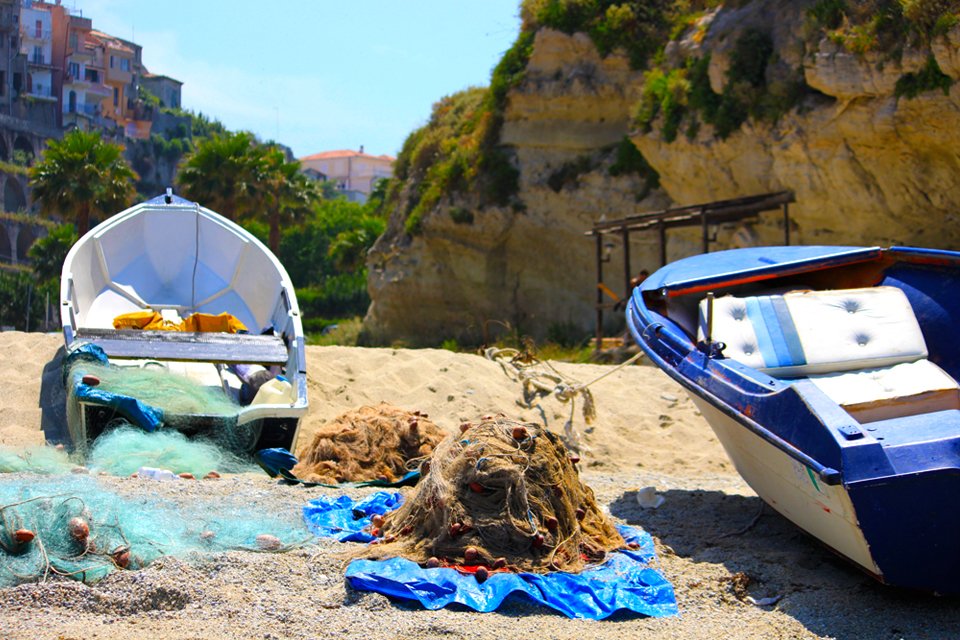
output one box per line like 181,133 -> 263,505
74,328 -> 289,365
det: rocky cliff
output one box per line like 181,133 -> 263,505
364,1 -> 960,346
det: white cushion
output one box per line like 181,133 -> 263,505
807,359 -> 960,422
700,287 -> 928,377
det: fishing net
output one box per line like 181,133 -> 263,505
0,446 -> 75,474
292,403 -> 447,484
64,355 -> 262,455
360,416 -> 625,574
87,426 -> 258,477
0,475 -> 311,588
67,360 -> 239,417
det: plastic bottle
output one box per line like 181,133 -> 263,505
137,466 -> 179,481
251,376 -> 294,405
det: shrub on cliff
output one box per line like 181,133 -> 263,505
521,0 -> 724,70
387,31 -> 535,236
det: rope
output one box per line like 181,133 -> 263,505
484,347 -> 644,450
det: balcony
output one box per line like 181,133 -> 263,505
25,85 -> 55,101
21,28 -> 51,43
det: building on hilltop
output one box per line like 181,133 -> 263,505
0,0 -> 26,116
141,72 -> 181,110
0,0 -> 183,272
19,1 -> 56,113
56,9 -> 111,132
299,146 -> 394,203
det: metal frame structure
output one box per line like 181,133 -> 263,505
587,190 -> 795,349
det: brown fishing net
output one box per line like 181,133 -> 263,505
292,403 -> 446,484
361,416 -> 625,574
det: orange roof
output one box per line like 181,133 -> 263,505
88,30 -> 135,55
300,149 -> 395,162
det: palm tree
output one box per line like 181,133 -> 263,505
176,131 -> 261,221
29,130 -> 137,236
254,146 -> 319,254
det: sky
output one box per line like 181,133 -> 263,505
68,0 -> 522,158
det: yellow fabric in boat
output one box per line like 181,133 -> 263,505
113,311 -> 248,333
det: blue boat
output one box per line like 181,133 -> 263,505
626,245 -> 960,593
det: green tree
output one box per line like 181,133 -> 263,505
28,223 -> 77,285
253,147 -> 320,254
29,130 -> 137,236
176,131 -> 262,221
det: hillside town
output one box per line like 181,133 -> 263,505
0,0 -> 394,267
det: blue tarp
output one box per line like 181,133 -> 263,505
303,492 -> 677,619
302,492 -> 404,543
65,343 -> 164,432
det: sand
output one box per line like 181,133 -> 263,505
1,332 -> 958,639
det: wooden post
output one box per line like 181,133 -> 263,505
622,224 -> 631,302
701,208 -> 709,253
595,233 -> 604,351
783,202 -> 790,245
658,219 -> 667,266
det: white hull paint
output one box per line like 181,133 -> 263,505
689,395 -> 879,575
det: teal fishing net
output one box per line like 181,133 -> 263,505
0,428 -> 260,478
68,361 -> 240,417
0,446 -> 75,474
65,356 -> 262,454
0,475 -> 313,588
88,426 -> 259,477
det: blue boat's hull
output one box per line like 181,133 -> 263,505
627,245 -> 960,593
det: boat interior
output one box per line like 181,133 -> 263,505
642,253 -> 960,433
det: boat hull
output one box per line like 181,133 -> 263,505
627,245 -> 960,593
687,394 -> 879,575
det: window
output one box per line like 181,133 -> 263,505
69,32 -> 78,50
109,55 -> 114,68
85,68 -> 99,83
34,20 -> 41,38
68,62 -> 79,79
0,71 -> 5,97
32,45 -> 42,65
113,87 -> 118,107
120,58 -> 130,72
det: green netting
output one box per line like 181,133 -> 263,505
0,475 -> 313,588
0,446 -> 75,474
87,426 -> 260,477
69,361 -> 240,417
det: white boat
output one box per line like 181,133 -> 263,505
59,191 -> 307,453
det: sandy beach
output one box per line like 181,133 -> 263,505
0,331 -> 957,639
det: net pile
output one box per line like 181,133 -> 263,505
292,403 -> 446,484
88,426 -> 258,477
64,356 -> 262,454
0,475 -> 310,588
67,361 -> 240,417
0,446 -> 75,474
361,416 -> 625,574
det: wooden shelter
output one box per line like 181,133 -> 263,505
587,190 -> 795,349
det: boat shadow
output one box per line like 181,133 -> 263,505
610,487 -> 960,639
38,345 -> 69,445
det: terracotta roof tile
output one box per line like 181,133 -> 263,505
300,149 -> 395,162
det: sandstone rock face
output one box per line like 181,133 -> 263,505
365,29 -> 664,345
365,4 -> 960,346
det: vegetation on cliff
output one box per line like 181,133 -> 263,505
521,0 -> 723,69
389,31 -> 534,235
